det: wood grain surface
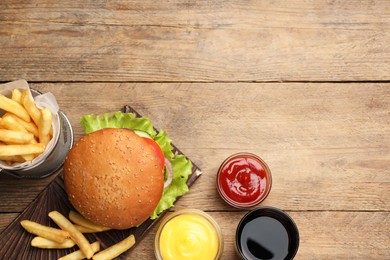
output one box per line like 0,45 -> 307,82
0,1 -> 389,259
0,0 -> 389,82
37,83 -> 390,211
0,83 -> 389,259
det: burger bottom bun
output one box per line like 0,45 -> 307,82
63,128 -> 164,229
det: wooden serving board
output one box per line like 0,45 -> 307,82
0,105 -> 202,259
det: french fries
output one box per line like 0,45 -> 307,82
0,155 -> 25,163
5,113 -> 39,137
48,211 -> 94,259
69,210 -> 111,233
0,143 -> 45,157
11,88 -> 22,104
58,241 -> 100,260
20,220 -> 70,244
31,237 -> 76,249
74,224 -> 97,234
0,114 -> 28,133
38,108 -> 52,146
20,209 -> 137,259
21,90 -> 41,126
0,129 -> 33,144
0,94 -> 31,122
0,88 -> 53,165
92,235 -> 135,260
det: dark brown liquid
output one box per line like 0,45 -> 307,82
240,216 -> 290,260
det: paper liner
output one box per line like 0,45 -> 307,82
0,79 -> 60,170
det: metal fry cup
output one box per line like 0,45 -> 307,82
0,80 -> 73,178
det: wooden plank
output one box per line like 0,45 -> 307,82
1,82 -> 388,212
0,173 -> 57,212
0,82 -> 388,258
0,1 -> 389,82
2,211 -> 386,259
0,213 -> 17,233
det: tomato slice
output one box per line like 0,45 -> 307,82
144,137 -> 165,168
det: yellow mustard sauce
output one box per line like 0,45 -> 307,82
159,213 -> 219,260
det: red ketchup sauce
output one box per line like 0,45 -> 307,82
217,153 -> 272,208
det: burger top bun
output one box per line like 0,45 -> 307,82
63,128 -> 164,230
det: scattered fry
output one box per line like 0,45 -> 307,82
69,210 -> 111,233
20,220 -> 70,244
58,241 -> 100,260
48,211 -> 94,259
92,235 -> 135,260
31,237 -> 75,249
74,224 -> 97,234
20,210 -> 136,259
0,94 -> 31,122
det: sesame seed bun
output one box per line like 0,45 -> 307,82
63,128 -> 164,229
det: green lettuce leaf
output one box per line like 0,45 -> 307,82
154,130 -> 174,160
81,112 -> 156,137
80,112 -> 193,220
150,154 -> 192,219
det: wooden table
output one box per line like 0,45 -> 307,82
0,1 -> 389,259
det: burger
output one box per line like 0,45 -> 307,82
63,112 -> 193,230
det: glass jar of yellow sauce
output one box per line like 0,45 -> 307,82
154,209 -> 223,260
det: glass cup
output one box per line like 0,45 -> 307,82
154,209 -> 224,260
216,152 -> 272,209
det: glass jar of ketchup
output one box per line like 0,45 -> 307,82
216,153 -> 272,209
